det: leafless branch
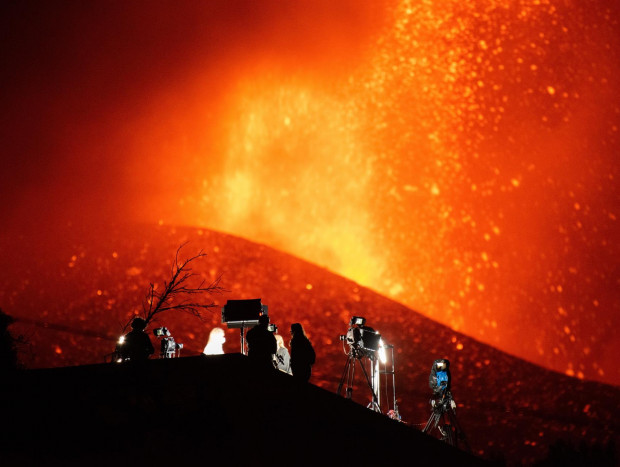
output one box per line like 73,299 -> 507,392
124,243 -> 226,330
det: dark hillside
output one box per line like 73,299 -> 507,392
1,355 -> 485,466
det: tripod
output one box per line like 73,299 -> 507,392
337,346 -> 381,412
422,389 -> 471,452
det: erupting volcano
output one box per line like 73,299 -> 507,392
1,0 -> 619,463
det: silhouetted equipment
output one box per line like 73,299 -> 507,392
341,317 -> 400,418
153,327 -> 183,358
343,316 -> 382,354
380,344 -> 402,421
423,360 -> 471,452
1,356 -> 488,466
337,316 -> 381,412
430,359 -> 450,394
221,299 -> 268,354
422,388 -> 470,451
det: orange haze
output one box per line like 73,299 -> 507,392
1,1 -> 619,385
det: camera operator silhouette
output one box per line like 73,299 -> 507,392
289,323 -> 315,382
120,317 -> 154,362
245,314 -> 277,371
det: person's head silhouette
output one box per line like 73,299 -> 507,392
291,322 -> 305,338
131,317 -> 147,331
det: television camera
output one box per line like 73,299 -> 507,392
337,316 -> 383,412
339,316 -> 382,358
422,359 -> 471,452
153,327 -> 183,358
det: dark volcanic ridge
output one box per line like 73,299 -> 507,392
2,355 -> 487,467
0,221 -> 618,464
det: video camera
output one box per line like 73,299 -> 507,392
430,359 -> 451,395
153,327 -> 170,338
153,327 -> 183,358
339,316 -> 381,357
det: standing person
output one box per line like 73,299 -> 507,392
274,334 -> 291,374
289,323 -> 315,382
245,314 -> 277,371
119,317 -> 154,362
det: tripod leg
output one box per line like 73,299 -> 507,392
346,355 -> 356,399
357,357 -> 380,412
426,407 -> 451,445
433,408 -> 451,446
441,423 -> 454,446
447,409 -> 472,453
337,355 -> 351,396
422,410 -> 438,433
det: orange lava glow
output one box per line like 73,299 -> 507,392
1,1 -> 619,385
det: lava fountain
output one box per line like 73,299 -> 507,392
1,0 -> 618,384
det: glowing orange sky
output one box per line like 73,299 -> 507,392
1,1 -> 618,384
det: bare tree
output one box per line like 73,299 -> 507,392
122,243 -> 226,332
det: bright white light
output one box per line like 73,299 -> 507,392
203,327 -> 226,355
118,335 -> 125,345
378,338 -> 386,364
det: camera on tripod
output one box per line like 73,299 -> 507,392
337,316 -> 385,412
153,327 -> 183,358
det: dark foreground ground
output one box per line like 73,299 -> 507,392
1,355 -> 485,466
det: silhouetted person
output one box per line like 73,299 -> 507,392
275,334 -> 291,374
290,323 -> 315,382
120,317 -> 154,362
429,359 -> 451,395
245,314 -> 277,370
